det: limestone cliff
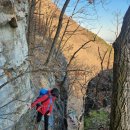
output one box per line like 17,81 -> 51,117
0,1 -> 33,129
0,1 -> 68,130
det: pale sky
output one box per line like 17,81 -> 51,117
56,0 -> 130,43
87,0 -> 130,43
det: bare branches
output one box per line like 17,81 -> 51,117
67,35 -> 97,69
55,0 -> 80,56
61,34 -> 97,86
107,47 -> 113,69
45,0 -> 71,65
111,10 -> 123,40
0,65 -> 90,90
95,47 -> 109,96
0,71 -> 26,90
59,25 -> 80,53
98,47 -> 108,71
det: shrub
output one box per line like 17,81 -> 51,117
84,108 -> 109,130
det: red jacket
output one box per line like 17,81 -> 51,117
31,93 -> 56,115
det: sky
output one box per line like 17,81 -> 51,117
89,0 -> 130,43
57,0 -> 130,43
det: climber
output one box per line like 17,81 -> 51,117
31,88 -> 59,130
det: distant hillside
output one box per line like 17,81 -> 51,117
31,1 -> 114,130
34,0 -> 113,76
31,0 -> 114,99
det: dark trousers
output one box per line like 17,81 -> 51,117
36,111 -> 49,130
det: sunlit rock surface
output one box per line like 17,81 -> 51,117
0,1 -> 33,129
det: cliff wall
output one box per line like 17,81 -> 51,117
0,1 -> 33,129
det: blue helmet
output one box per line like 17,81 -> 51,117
39,88 -> 48,96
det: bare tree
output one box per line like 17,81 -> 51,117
60,35 -> 97,95
95,47 -> 108,96
45,0 -> 71,65
111,10 -> 122,40
55,0 -> 80,57
107,47 -> 113,69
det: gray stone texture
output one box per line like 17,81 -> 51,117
0,1 -> 33,129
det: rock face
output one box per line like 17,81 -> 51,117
85,69 -> 113,115
84,69 -> 113,130
0,1 -> 33,129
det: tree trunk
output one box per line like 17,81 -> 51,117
45,0 -> 70,65
110,6 -> 130,130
